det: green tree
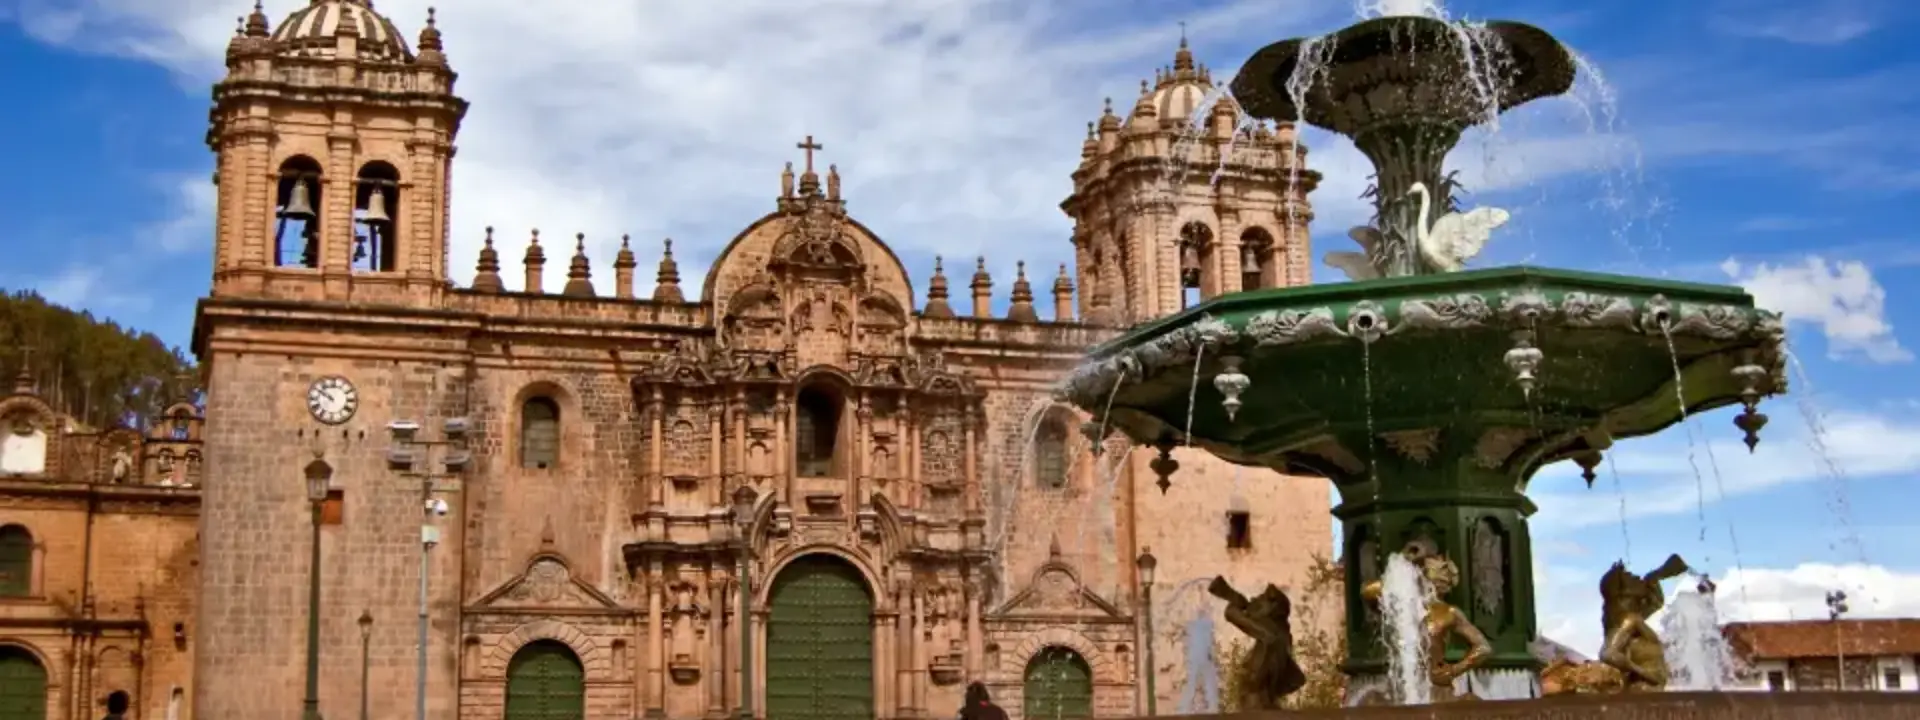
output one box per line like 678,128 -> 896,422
0,289 -> 197,430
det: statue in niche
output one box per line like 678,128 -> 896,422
1539,554 -> 1691,695
1471,518 -> 1508,622
1207,577 -> 1305,710
1360,544 -> 1493,703
110,449 -> 133,483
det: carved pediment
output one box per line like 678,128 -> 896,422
903,349 -> 978,397
994,559 -> 1125,619
472,555 -> 620,612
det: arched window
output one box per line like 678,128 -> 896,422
1034,413 -> 1071,489
520,398 -> 560,470
353,161 -> 401,272
504,640 -> 585,720
1239,227 -> 1276,291
0,646 -> 47,718
0,525 -> 31,597
794,384 -> 842,478
274,156 -> 323,268
1023,646 -> 1093,719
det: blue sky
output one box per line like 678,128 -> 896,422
3,0 -> 1916,656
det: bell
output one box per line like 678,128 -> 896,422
279,178 -> 316,220
1240,245 -> 1261,272
362,187 -> 392,224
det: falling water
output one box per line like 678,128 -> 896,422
1154,577 -> 1226,714
1656,324 -> 1713,555
1380,553 -> 1434,705
1784,348 -> 1870,565
1605,451 -> 1633,566
1661,589 -> 1732,691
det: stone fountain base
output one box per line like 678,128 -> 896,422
1114,691 -> 1920,719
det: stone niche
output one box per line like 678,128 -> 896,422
0,412 -> 48,475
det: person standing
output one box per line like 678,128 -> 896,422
959,681 -> 1008,720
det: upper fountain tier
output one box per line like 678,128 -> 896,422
1228,16 -> 1576,136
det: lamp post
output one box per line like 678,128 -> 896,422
301,458 -> 333,720
1136,548 -> 1158,716
387,418 -> 471,720
731,485 -> 758,720
358,609 -> 374,720
1827,590 -> 1849,690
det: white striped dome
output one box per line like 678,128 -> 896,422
270,1 -> 412,62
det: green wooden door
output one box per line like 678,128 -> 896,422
504,640 -> 584,720
0,647 -> 46,720
766,555 -> 874,720
1022,647 -> 1092,719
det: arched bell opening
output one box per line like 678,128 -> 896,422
353,161 -> 401,272
1239,226 -> 1276,291
1178,221 -> 1215,307
274,156 -> 323,268
793,380 -> 849,479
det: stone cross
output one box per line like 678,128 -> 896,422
796,135 -> 824,174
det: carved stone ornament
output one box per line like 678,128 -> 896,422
1380,429 -> 1440,465
506,559 -> 573,605
1472,427 -> 1536,470
1471,518 -> 1508,622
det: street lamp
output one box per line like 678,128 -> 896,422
301,457 -> 333,720
731,485 -> 758,720
1136,548 -> 1158,716
388,417 -> 469,720
358,610 -> 374,720
1827,590 -> 1849,690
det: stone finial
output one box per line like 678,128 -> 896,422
522,229 -> 546,294
827,164 -> 841,201
471,226 -> 504,293
10,348 -> 34,397
612,234 -> 637,300
969,257 -> 993,317
1099,97 -> 1121,132
1048,532 -> 1062,559
540,516 -> 556,547
1006,261 -> 1038,323
1173,32 -> 1195,72
245,0 -> 269,38
1130,79 -> 1156,121
1081,122 -> 1097,159
922,257 -> 954,318
780,162 -> 795,199
1052,263 -> 1075,322
562,233 -> 595,297
418,7 -> 443,52
652,239 -> 685,303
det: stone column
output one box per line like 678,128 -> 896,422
964,578 -> 983,681
774,389 -> 790,505
873,613 -> 893,717
962,403 -> 979,515
912,588 -> 927,715
894,574 -> 913,718
708,566 -> 725,715
1217,207 -> 1243,293
648,387 -> 665,508
708,400 -> 724,506
904,408 -> 921,508
646,565 -> 667,716
855,392 -> 872,509
732,389 -> 747,483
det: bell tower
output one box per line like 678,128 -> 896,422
1061,37 -> 1320,325
206,1 -> 467,305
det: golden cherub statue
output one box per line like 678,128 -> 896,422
1539,553 -> 1691,695
1359,545 -> 1493,703
1207,577 -> 1307,710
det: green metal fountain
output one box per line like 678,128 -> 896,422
1057,13 -> 1787,701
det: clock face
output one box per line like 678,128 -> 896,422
307,376 -> 359,425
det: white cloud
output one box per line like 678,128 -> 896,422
1708,0 -> 1888,46
1722,255 -> 1911,363
148,173 -> 216,253
13,0 -> 1653,306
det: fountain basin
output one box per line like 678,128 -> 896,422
1229,16 -> 1576,133
1056,266 -> 1784,676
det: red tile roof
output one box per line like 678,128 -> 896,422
1724,619 -> 1920,660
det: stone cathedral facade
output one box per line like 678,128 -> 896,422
174,3 -> 1337,720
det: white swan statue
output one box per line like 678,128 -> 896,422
1409,181 -> 1509,272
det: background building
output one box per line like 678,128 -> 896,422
1725,619 -> 1920,692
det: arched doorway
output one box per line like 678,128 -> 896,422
766,554 -> 874,720
0,646 -> 46,720
504,640 -> 584,720
1023,646 -> 1092,719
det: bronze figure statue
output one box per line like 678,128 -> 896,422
1539,553 -> 1691,695
1208,576 -> 1307,710
1359,545 -> 1493,703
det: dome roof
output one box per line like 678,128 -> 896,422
270,0 -> 413,62
1148,38 -> 1228,124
